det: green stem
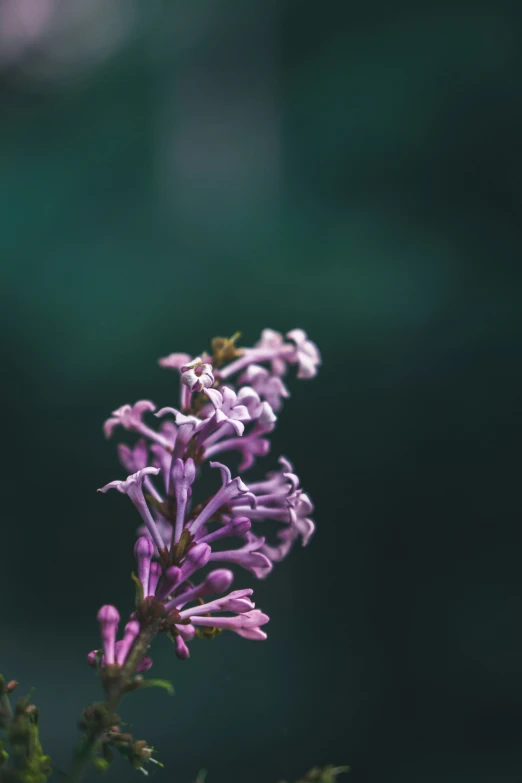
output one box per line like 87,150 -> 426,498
63,621 -> 160,783
0,694 -> 13,728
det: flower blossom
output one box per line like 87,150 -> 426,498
217,328 -> 321,383
238,364 -> 290,412
286,328 -> 322,379
187,461 -> 255,535
180,357 -> 214,392
225,457 -> 316,571
203,400 -> 276,471
92,327 -> 320,671
104,401 -> 172,451
98,467 -> 166,555
158,353 -> 192,369
199,386 -> 252,438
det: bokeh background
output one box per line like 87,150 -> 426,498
1,1 -> 522,781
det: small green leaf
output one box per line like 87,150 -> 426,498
302,765 -> 350,783
134,678 -> 175,696
92,756 -> 111,774
169,527 -> 195,565
130,572 -> 144,604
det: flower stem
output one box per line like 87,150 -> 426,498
64,621 -> 160,783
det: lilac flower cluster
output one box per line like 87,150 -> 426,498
90,329 -> 320,670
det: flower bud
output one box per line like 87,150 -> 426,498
97,605 -> 120,665
134,536 -> 154,595
174,635 -> 190,660
156,565 -> 182,601
135,656 -> 153,673
147,561 -> 162,598
180,543 -> 211,580
204,568 -> 234,595
229,516 -> 252,536
87,650 -> 98,668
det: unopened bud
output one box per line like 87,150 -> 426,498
204,569 -> 234,595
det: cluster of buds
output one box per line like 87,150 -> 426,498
77,705 -> 162,776
0,676 -> 52,783
103,726 -> 162,777
91,328 -> 320,674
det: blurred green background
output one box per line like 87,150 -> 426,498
1,0 -> 522,781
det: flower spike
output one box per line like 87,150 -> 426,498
92,326 -> 320,679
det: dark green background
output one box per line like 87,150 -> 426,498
1,1 -> 521,781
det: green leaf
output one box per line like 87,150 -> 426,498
133,678 -> 175,696
170,528 -> 194,565
92,756 -> 111,774
302,765 -> 350,783
130,571 -> 144,605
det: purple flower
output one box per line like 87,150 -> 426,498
154,407 -> 203,460
189,610 -> 269,640
255,329 -> 289,376
158,352 -> 192,369
198,386 -> 251,440
286,328 -> 322,379
239,364 -> 290,412
288,490 -> 315,546
98,468 -> 166,555
217,330 -> 292,380
246,456 -> 299,494
217,327 -> 321,384
203,401 -> 276,471
227,457 -> 315,570
162,582 -> 269,643
137,517 -> 173,553
180,357 -> 215,392
171,457 -> 196,544
208,532 -> 273,578
117,440 -> 149,473
187,462 -> 255,535
94,327 -> 320,670
149,444 -> 172,494
257,525 -> 298,564
104,401 -> 172,451
149,421 -> 178,492
176,588 -> 255,618
171,568 -> 235,607
88,619 -> 153,671
198,516 -> 252,546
